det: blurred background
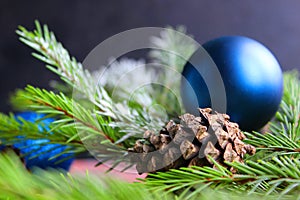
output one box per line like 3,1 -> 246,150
1,0 -> 300,112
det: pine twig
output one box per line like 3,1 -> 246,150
0,151 -> 288,200
144,155 -> 300,199
16,20 -> 165,143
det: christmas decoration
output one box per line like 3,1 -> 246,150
0,21 -> 299,199
128,108 -> 256,174
181,36 -> 283,131
12,112 -> 74,170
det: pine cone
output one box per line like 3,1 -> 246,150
128,108 -> 256,174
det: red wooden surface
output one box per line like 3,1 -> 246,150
70,159 -> 146,182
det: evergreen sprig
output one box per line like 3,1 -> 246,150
15,85 -> 114,143
144,155 -> 300,199
0,110 -> 85,155
0,151 -> 286,200
16,20 -> 165,145
0,151 -> 162,200
4,85 -> 132,165
1,21 -> 171,167
0,112 -> 58,143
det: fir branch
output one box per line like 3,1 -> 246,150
0,113 -> 64,143
0,151 -> 162,200
13,21 -> 168,168
16,20 -> 165,143
17,21 -> 107,115
0,151 -> 288,200
5,85 -> 132,164
0,112 -> 85,151
17,21 -> 94,95
244,131 -> 300,158
15,85 -> 115,142
12,21 -> 169,170
144,156 -> 300,199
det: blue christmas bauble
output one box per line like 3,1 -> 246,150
12,112 -> 74,170
181,36 -> 283,131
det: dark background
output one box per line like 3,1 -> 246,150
1,0 -> 300,112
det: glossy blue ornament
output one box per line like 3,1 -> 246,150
12,112 -> 74,170
181,36 -> 283,131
